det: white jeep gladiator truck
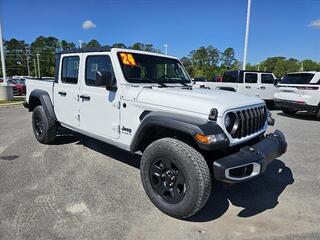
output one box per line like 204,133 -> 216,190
24,48 -> 287,219
194,70 -> 279,104
275,72 -> 320,120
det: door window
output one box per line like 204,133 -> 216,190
61,56 -> 79,84
261,74 -> 275,84
245,73 -> 258,83
85,55 -> 115,87
222,71 -> 238,83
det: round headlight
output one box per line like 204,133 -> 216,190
224,114 -> 231,128
225,112 -> 239,136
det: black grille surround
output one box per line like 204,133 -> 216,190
226,105 -> 267,139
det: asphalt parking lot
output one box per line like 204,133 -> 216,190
0,107 -> 319,240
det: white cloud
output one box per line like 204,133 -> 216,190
308,19 -> 320,28
82,20 -> 96,30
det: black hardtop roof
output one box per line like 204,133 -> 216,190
57,47 -> 111,55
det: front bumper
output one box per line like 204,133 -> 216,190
275,99 -> 318,112
213,130 -> 287,183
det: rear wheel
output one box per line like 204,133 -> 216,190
32,106 -> 57,144
140,138 -> 211,219
282,107 -> 297,116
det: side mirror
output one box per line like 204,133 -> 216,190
96,70 -> 117,91
274,78 -> 281,85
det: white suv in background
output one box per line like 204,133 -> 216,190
194,70 -> 279,105
275,72 -> 320,120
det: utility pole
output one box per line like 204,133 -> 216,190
0,20 -> 7,85
242,0 -> 251,70
36,53 -> 41,78
78,40 -> 83,49
25,47 -> 30,76
164,44 -> 168,54
33,58 -> 37,77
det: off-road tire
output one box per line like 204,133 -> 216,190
140,137 -> 211,219
32,105 -> 57,144
282,107 -> 297,116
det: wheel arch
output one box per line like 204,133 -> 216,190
130,111 -> 228,153
29,90 -> 57,126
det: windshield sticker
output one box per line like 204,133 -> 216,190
120,53 -> 137,66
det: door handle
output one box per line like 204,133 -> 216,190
260,86 -> 266,90
80,95 -> 91,101
245,86 -> 251,89
58,91 -> 67,96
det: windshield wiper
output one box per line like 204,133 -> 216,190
142,77 -> 168,88
159,76 -> 190,87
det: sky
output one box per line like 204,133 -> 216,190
1,0 -> 320,63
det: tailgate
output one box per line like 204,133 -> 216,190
276,84 -> 304,101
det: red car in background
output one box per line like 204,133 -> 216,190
7,78 -> 26,96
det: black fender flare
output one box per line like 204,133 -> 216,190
130,111 -> 229,152
28,90 -> 57,127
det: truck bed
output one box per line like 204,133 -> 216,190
26,79 -> 54,104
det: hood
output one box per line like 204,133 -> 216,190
136,87 -> 264,117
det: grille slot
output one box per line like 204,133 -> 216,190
229,105 -> 267,139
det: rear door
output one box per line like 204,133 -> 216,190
54,55 -> 81,128
239,72 -> 259,97
79,53 -> 120,139
259,73 -> 278,100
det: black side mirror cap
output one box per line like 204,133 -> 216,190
96,70 -> 117,91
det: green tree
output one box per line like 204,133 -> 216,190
302,59 -> 320,71
180,57 -> 193,75
130,43 -> 161,53
60,40 -> 76,50
221,47 -> 236,69
112,43 -> 127,49
30,36 -> 60,77
86,39 -> 101,48
4,38 -> 29,76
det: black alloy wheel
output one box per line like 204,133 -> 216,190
149,159 -> 186,204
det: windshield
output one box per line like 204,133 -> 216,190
280,73 -> 314,85
118,52 -> 191,84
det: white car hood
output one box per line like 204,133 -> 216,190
136,87 -> 264,117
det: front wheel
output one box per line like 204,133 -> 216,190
32,105 -> 57,144
140,138 -> 211,219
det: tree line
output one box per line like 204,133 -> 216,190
1,35 -> 320,78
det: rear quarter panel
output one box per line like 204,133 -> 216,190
26,79 -> 54,103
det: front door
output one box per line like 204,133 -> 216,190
54,55 -> 81,128
79,54 -> 120,139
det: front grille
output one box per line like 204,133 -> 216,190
229,105 -> 267,139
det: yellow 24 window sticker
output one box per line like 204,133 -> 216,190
120,53 -> 137,66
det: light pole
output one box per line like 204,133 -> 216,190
25,47 -> 30,76
36,53 -> 41,78
0,20 -> 7,85
242,0 -> 251,70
